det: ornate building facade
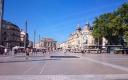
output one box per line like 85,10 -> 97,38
59,23 -> 96,51
35,38 -> 57,51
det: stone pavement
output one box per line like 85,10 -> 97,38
1,74 -> 128,80
0,52 -> 51,63
0,51 -> 128,80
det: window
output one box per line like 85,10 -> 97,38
4,37 -> 6,41
3,32 -> 6,35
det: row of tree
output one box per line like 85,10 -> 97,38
92,3 -> 128,46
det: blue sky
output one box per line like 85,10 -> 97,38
3,0 -> 127,43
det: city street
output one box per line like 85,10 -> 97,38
0,52 -> 128,79
0,0 -> 128,80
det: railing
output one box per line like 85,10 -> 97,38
83,45 -> 123,54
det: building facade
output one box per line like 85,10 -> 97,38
60,23 -> 96,51
1,20 -> 21,49
59,41 -> 68,50
20,30 -> 29,47
81,23 -> 95,48
35,38 -> 57,51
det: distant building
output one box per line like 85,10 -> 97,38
1,20 -> 21,49
35,42 -> 40,49
20,30 -> 29,47
28,40 -> 33,48
35,38 -> 57,51
58,41 -> 68,50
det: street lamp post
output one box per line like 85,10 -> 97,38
39,34 -> 41,49
24,20 -> 27,49
0,0 -> 4,45
33,30 -> 36,49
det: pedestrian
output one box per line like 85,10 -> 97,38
14,49 -> 17,54
0,47 -> 4,55
4,48 -> 8,55
81,50 -> 84,55
25,48 -> 30,59
42,49 -> 45,56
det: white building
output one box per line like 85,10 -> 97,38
20,30 -> 29,47
81,23 -> 95,47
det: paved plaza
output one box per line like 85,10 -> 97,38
0,52 -> 128,80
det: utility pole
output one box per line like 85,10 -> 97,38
0,0 -> 4,45
39,34 -> 41,48
24,20 -> 27,49
33,30 -> 36,49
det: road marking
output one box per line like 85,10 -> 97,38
84,57 -> 128,72
1,74 -> 128,80
22,63 -> 39,75
39,62 -> 47,74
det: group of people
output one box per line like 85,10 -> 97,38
0,46 -> 54,59
24,48 -> 49,59
0,47 -> 10,55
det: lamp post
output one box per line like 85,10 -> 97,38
24,20 -> 27,49
33,30 -> 36,49
0,0 -> 4,45
39,34 -> 41,49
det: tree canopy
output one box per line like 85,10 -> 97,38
92,3 -> 128,45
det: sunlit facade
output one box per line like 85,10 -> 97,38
35,38 -> 57,51
60,23 -> 96,51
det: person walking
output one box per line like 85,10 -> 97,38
4,48 -> 8,55
25,48 -> 30,59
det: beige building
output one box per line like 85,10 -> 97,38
81,23 -> 95,47
67,25 -> 83,50
35,38 -> 57,51
59,23 -> 108,51
60,23 -> 95,51
59,41 -> 68,50
35,42 -> 40,49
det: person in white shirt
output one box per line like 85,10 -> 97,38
4,48 -> 8,55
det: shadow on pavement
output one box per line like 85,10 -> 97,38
0,58 -> 61,63
14,56 -> 45,57
50,56 -> 80,58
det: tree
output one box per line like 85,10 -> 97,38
92,3 -> 128,45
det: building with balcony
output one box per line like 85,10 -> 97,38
81,23 -> 95,47
1,20 -> 21,49
60,23 -> 96,51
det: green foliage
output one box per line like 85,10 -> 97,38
92,3 -> 128,45
124,32 -> 128,42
